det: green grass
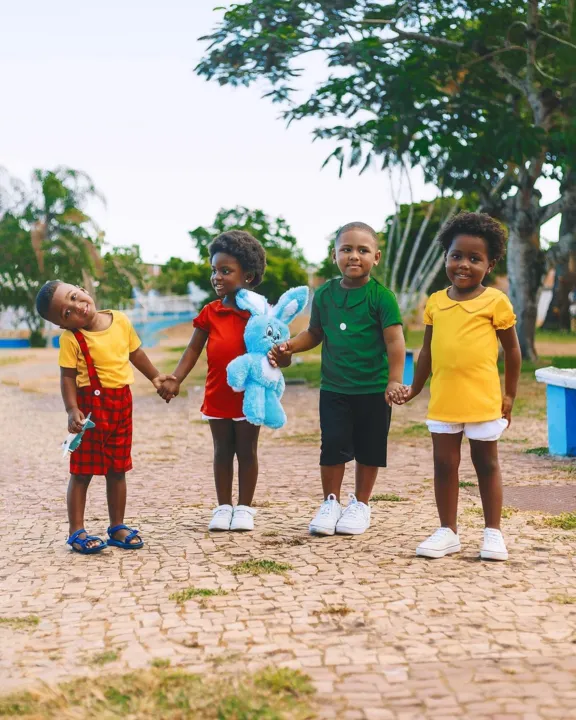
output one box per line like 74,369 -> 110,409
542,512 -> 576,530
525,447 -> 549,456
398,422 -> 429,438
282,361 -> 321,387
0,616 -> 40,630
169,587 -> 228,604
0,666 -> 315,719
90,651 -> 119,666
459,481 -> 476,488
370,493 -> 407,502
282,432 -> 321,444
313,605 -> 352,617
535,329 -> 576,344
230,559 -> 293,576
151,658 -> 171,669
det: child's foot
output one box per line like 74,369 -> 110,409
209,504 -> 234,531
309,494 -> 342,536
230,505 -> 256,531
416,527 -> 461,558
480,528 -> 508,561
335,494 -> 371,535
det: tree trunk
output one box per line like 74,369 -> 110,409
506,205 -> 545,361
542,206 -> 576,331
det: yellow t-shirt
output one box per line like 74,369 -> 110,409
58,311 -> 141,389
424,288 -> 516,423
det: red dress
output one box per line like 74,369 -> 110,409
193,300 -> 250,419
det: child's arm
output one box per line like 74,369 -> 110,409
61,368 -> 85,433
129,347 -> 174,389
392,325 -> 433,405
268,326 -> 323,368
157,328 -> 209,401
497,326 -> 521,424
383,324 -> 406,404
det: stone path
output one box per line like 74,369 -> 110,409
0,353 -> 575,719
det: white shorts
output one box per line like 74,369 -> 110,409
201,414 -> 246,422
426,417 -> 509,442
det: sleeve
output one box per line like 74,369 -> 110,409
193,303 -> 211,332
492,293 -> 516,330
127,319 -> 141,352
309,292 -> 321,330
423,295 -> 434,326
377,287 -> 403,329
58,331 -> 79,369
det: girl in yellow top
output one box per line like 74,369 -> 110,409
395,213 -> 521,561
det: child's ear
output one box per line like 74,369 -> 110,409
487,259 -> 497,274
331,246 -> 337,263
374,249 -> 382,265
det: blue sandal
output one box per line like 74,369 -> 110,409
107,524 -> 144,549
67,528 -> 107,554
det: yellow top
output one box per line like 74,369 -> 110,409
424,287 -> 516,423
58,311 -> 141,388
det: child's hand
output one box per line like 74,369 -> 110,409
268,342 -> 293,368
158,377 -> 180,403
386,383 -> 416,406
502,394 -> 514,426
68,407 -> 86,433
151,373 -> 177,391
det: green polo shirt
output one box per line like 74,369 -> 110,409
310,278 -> 402,394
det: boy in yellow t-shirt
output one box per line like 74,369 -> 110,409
36,281 -> 173,554
392,213 -> 521,562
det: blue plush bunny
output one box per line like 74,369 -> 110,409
227,286 -> 309,429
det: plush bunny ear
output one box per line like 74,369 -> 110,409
273,286 -> 309,324
235,289 -> 270,316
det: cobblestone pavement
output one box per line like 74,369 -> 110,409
1,352 -> 575,719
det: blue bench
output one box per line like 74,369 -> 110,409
535,367 -> 576,457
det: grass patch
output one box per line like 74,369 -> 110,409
151,658 -> 171,669
536,329 -> 576,344
399,422 -> 429,438
231,559 -> 293,576
169,587 -> 228,604
282,361 -> 321,387
0,356 -> 25,367
262,537 -> 306,548
0,615 -> 40,630
463,506 -> 483,517
501,506 -> 518,519
313,605 -> 352,617
370,493 -> 407,502
542,512 -> 576,530
0,666 -> 315,719
525,446 -> 549,456
549,594 -> 576,605
90,650 -> 118,666
459,481 -> 476,488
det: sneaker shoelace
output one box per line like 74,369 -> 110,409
343,495 -> 363,519
484,528 -> 503,543
319,495 -> 337,516
429,527 -> 454,541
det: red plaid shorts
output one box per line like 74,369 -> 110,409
70,385 -> 133,476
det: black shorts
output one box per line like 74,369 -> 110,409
319,390 -> 392,467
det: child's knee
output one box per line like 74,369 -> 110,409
471,448 -> 500,476
71,473 -> 92,485
236,442 -> 258,464
106,470 -> 126,482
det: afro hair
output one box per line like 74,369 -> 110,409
35,280 -> 62,320
438,212 -> 508,262
209,231 -> 266,287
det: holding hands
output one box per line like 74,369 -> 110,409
157,376 -> 181,403
386,383 -> 417,406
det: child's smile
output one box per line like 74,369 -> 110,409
48,283 -> 100,330
211,252 -> 252,301
334,229 -> 381,288
445,234 -> 495,297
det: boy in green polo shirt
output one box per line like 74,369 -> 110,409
269,221 -> 406,536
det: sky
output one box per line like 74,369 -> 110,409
0,0 -> 561,265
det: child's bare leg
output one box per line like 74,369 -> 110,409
469,440 -> 502,530
209,420 -> 235,505
321,465 -> 346,501
68,473 -> 100,548
106,471 -> 140,543
432,433 -> 462,532
354,463 -> 379,504
235,421 -> 260,506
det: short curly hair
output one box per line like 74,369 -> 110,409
438,212 -> 508,262
35,280 -> 62,320
336,221 -> 379,246
208,230 -> 266,287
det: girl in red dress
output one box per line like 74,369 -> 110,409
159,231 -> 267,532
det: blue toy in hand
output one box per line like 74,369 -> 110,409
227,286 -> 309,429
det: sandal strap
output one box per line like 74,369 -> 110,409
108,524 -> 140,542
67,529 -> 104,548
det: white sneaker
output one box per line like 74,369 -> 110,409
335,494 -> 371,535
416,527 -> 461,558
230,505 -> 256,532
309,494 -> 342,536
208,504 -> 233,531
480,528 -> 508,561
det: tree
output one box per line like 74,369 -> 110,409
99,245 -> 146,309
153,256 -> 212,296
0,167 -> 104,341
197,0 -> 576,358
189,207 -> 308,302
